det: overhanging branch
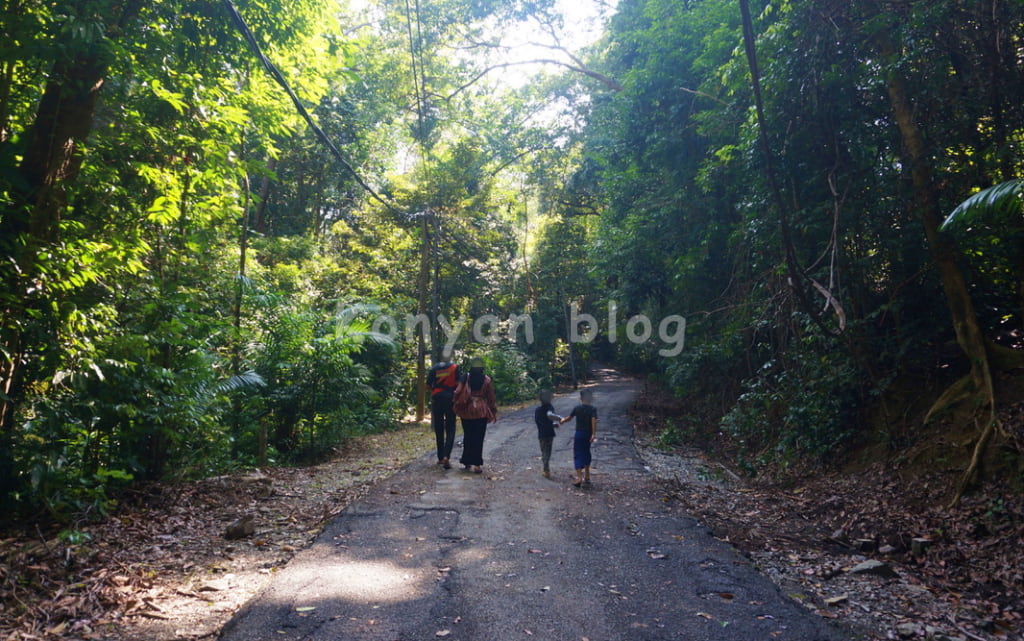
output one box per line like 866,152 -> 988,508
446,59 -> 622,100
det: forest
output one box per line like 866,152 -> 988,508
1,0 -> 1022,525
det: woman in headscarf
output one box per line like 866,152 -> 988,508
453,357 -> 498,474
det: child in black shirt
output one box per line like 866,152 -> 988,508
533,389 -> 561,477
561,388 -> 597,487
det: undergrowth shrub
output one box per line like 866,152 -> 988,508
10,310 -> 240,520
721,336 -> 864,468
249,305 -> 400,462
655,421 -> 683,451
664,331 -> 747,403
464,343 -> 536,404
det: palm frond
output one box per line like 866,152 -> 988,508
941,179 -> 1024,232
235,273 -> 255,291
352,330 -> 397,348
333,302 -> 383,327
215,370 -> 266,394
332,302 -> 397,350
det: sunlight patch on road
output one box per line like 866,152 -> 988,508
288,559 -> 429,604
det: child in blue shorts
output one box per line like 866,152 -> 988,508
560,388 -> 597,487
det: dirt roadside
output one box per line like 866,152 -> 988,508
631,382 -> 1023,641
0,425 -> 436,641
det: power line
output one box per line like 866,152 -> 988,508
403,0 -> 427,143
221,0 -> 401,214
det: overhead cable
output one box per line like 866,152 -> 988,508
221,0 -> 401,214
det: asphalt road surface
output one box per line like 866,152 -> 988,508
219,368 -> 851,641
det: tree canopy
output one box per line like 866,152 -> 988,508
1,0 -> 1022,518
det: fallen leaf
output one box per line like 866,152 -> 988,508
47,622 -> 68,635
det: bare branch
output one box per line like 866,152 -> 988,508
343,22 -> 373,36
524,40 -> 588,69
489,147 -> 546,177
678,87 -> 729,106
808,277 -> 847,331
554,197 -> 601,216
446,59 -> 622,100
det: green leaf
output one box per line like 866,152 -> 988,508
214,371 -> 267,394
941,179 -> 1024,232
147,195 -> 177,224
149,78 -> 188,115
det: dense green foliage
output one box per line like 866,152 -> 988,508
0,0 -> 554,519
552,0 -> 1024,468
1,0 -> 1021,519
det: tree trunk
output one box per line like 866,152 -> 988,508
253,157 -> 276,234
0,0 -> 26,142
0,2 -> 142,504
881,43 -> 993,399
0,40 -> 108,437
231,158 -> 251,454
874,22 -> 997,504
415,214 -> 431,421
737,0 -> 839,337
562,292 -> 578,390
0,58 -> 15,142
430,210 -> 442,362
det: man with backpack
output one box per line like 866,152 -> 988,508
426,360 -> 459,469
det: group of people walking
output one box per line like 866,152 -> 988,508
427,358 -> 598,486
427,357 -> 497,474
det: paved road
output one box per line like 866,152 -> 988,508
220,368 -> 851,641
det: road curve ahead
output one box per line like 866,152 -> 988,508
220,368 -> 851,641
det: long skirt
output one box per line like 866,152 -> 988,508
460,417 -> 488,467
